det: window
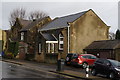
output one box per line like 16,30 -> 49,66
51,43 -> 54,53
46,41 -> 58,53
48,43 -> 50,53
90,55 -> 96,59
104,60 -> 110,66
82,55 -> 88,59
59,33 -> 64,50
96,59 -> 104,64
47,43 -> 55,53
39,43 -> 42,53
21,32 -> 24,41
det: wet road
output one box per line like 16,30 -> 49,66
2,61 -> 77,80
1,60 -> 111,80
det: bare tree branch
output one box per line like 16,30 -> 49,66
9,8 -> 26,26
28,11 -> 48,20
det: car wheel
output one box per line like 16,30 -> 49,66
109,72 -> 115,79
82,62 -> 88,69
91,69 -> 97,76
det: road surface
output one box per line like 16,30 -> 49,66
1,61 -> 78,80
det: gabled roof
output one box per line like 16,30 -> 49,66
18,18 -> 32,28
41,33 -> 57,41
20,16 -> 50,31
84,40 -> 120,50
40,10 -> 87,31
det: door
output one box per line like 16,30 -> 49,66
86,55 -> 96,65
19,47 -> 26,59
95,59 -> 104,74
103,60 -> 111,75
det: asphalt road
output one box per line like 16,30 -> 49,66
1,61 -> 86,80
0,59 -> 111,80
2,61 -> 65,79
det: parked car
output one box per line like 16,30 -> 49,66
70,54 -> 97,68
65,53 -> 78,65
91,58 -> 120,79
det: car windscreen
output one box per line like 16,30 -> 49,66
109,59 -> 120,67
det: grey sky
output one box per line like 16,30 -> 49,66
1,1 -> 119,33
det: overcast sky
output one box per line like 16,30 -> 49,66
0,0 -> 119,33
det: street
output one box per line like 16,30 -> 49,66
0,59 -> 113,80
1,61 -> 85,80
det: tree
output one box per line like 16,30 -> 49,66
28,11 -> 48,20
9,8 -> 26,26
115,29 -> 120,39
109,32 -> 115,40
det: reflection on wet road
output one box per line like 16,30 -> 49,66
2,61 -> 71,79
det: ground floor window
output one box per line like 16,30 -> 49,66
46,41 -> 58,53
59,33 -> 64,50
39,43 -> 42,53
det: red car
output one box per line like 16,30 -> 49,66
70,54 -> 97,68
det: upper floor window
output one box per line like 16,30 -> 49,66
59,33 -> 64,50
21,32 -> 24,41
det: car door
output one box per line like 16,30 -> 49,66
87,55 -> 96,65
95,59 -> 104,74
71,54 -> 78,62
103,60 -> 111,75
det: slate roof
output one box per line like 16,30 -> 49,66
20,16 -> 49,31
84,40 -> 120,50
41,33 -> 57,41
18,19 -> 32,28
40,10 -> 87,31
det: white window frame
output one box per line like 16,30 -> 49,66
51,43 -> 54,53
48,43 -> 50,53
59,33 -> 64,50
46,41 -> 58,53
21,32 -> 24,41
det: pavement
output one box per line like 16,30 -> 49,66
1,58 -> 110,80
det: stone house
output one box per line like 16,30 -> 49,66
19,16 -> 51,60
37,9 -> 109,63
10,18 -> 32,42
5,18 -> 32,58
84,40 -> 120,61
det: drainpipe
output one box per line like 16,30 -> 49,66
68,25 -> 70,53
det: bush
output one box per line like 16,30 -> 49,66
8,42 -> 19,57
4,52 -> 14,59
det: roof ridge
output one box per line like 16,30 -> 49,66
20,16 -> 50,31
58,11 -> 87,19
94,40 -> 120,42
40,10 -> 88,31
